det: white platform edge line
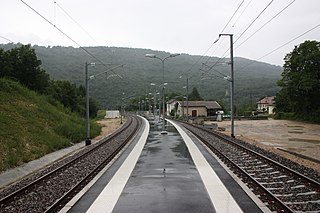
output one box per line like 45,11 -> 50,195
87,116 -> 150,213
169,120 -> 243,213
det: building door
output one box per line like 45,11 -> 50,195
192,110 -> 197,117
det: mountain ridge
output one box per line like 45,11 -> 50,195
0,43 -> 283,109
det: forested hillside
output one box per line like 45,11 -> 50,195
1,44 -> 283,111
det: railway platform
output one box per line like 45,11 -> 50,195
65,116 -> 266,213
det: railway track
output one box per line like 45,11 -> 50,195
177,120 -> 320,212
0,114 -> 142,213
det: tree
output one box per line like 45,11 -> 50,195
189,87 -> 203,101
0,45 -> 49,93
276,40 -> 320,120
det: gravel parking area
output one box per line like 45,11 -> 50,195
208,119 -> 320,173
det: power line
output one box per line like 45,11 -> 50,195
239,23 -> 320,69
234,0 -> 274,44
227,0 -> 254,33
235,0 -> 297,50
203,0 -> 245,65
20,0 -> 118,75
54,1 -> 99,44
203,0 -> 275,74
181,0 -> 245,79
220,0 -> 245,33
0,35 -> 13,43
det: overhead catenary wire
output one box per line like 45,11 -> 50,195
181,0 -> 245,79
235,0 -> 297,50
204,0 -> 275,74
220,0 -> 245,34
0,35 -> 13,43
54,1 -> 99,44
239,23 -> 320,69
203,0 -> 245,64
234,0 -> 274,44
20,0 -> 119,75
227,0 -> 254,33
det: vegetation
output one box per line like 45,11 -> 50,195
0,78 -> 101,171
0,45 -> 99,117
275,40 -> 320,123
188,87 -> 204,101
0,45 -> 102,171
0,44 -> 49,93
1,44 -> 283,112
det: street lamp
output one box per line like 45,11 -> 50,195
85,63 -> 124,146
180,74 -> 190,122
146,53 -> 180,134
219,34 -> 235,138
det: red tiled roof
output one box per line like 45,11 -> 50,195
179,101 -> 221,109
257,96 -> 275,105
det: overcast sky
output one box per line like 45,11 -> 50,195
1,0 -> 319,66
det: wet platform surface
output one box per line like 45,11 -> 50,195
69,117 -> 264,213
112,120 -> 214,212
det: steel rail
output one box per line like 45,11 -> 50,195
0,115 -> 138,209
176,120 -> 320,212
45,115 -> 141,212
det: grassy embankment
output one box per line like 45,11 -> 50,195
0,78 -> 101,172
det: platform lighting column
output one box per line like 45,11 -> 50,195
145,53 -> 180,134
219,34 -> 235,138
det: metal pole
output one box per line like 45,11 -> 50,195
153,89 -> 156,120
158,98 -> 161,122
186,76 -> 189,122
230,34 -> 235,138
85,62 -> 91,146
219,33 -> 235,138
162,59 -> 166,132
138,96 -> 141,114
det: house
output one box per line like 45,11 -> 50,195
257,96 -> 275,114
167,99 -> 178,116
176,101 -> 222,117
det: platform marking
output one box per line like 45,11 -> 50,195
87,116 -> 150,213
169,120 -> 243,213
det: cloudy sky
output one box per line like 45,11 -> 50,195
1,0 -> 319,66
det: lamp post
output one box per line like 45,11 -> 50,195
146,53 -> 180,134
150,83 -> 162,121
219,34 -> 235,138
85,63 -> 124,146
180,74 -> 190,122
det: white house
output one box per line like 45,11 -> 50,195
257,96 -> 275,114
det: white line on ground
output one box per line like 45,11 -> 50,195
169,120 -> 243,213
86,116 -> 150,213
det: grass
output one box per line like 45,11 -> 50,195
0,78 -> 101,172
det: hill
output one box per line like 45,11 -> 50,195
1,44 -> 283,110
0,78 -> 100,172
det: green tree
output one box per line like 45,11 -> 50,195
47,80 -> 79,112
189,87 -> 203,101
0,45 -> 49,93
276,40 -> 320,121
